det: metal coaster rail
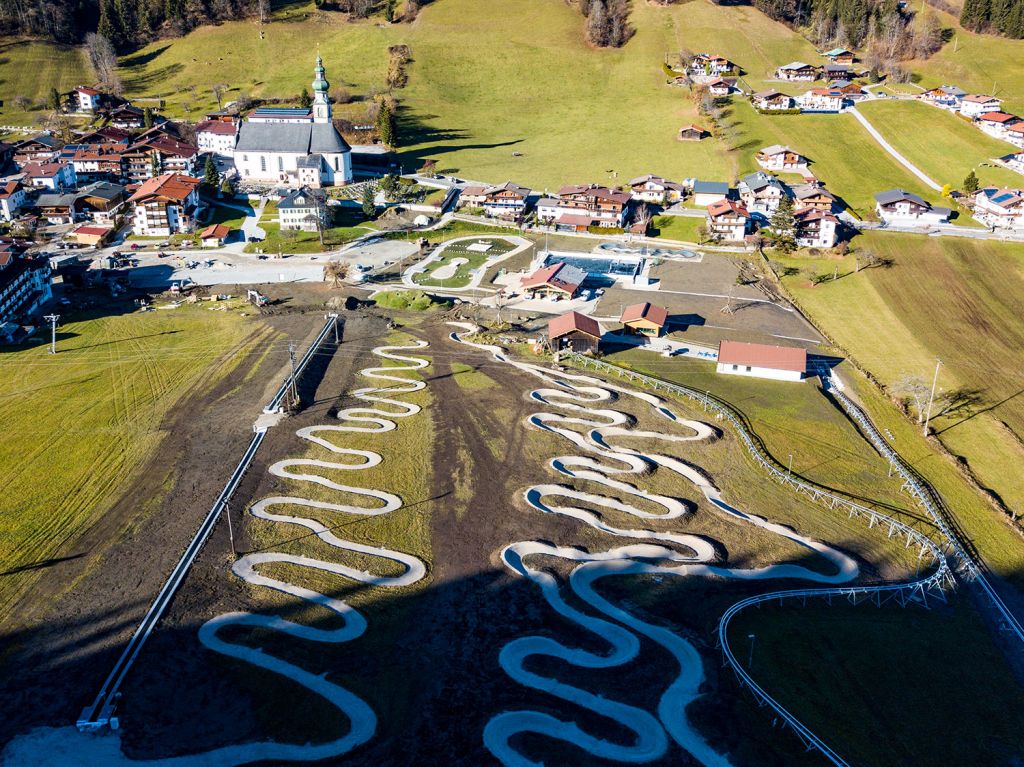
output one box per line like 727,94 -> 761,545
76,315 -> 341,732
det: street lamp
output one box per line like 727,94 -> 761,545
747,633 -> 756,667
787,453 -> 793,477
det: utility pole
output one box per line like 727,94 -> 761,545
327,313 -> 339,344
43,314 -> 59,354
923,359 -> 941,437
788,453 -> 793,477
747,633 -> 756,667
288,340 -> 299,409
224,500 -> 236,559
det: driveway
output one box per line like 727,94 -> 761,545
848,107 -> 942,191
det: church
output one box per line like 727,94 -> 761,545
233,56 -> 353,187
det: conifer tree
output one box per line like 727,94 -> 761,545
769,194 -> 797,253
963,170 -> 980,194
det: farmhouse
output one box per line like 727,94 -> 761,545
756,145 -> 807,172
821,64 -> 851,81
689,53 -> 735,76
278,186 -> 327,231
973,187 -> 1024,231
548,311 -> 602,354
738,172 -> 786,216
459,181 -> 531,219
678,125 -> 708,141
752,90 -> 795,110
629,175 -> 686,204
535,185 -> 630,230
776,62 -> 817,82
922,85 -> 966,109
199,223 -> 232,247
716,340 -> 806,382
830,80 -> 865,99
0,182 -> 26,221
196,120 -> 238,158
976,111 -> 1019,139
959,94 -> 1003,119
706,199 -> 750,242
794,208 -> 840,248
692,180 -> 730,207
234,57 -> 353,187
12,135 -> 60,166
0,253 -> 51,328
791,183 -> 837,212
874,189 -> 951,226
619,302 -> 669,337
108,104 -> 146,130
823,48 -> 856,66
707,77 -> 737,96
128,173 -> 201,236
522,262 -> 587,300
797,88 -> 845,112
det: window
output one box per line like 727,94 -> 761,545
277,157 -> 284,172
745,366 -> 752,372
334,157 -> 340,171
242,155 -> 248,163
732,365 -> 738,371
260,156 -> 267,173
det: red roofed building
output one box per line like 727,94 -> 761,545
548,311 -> 602,354
521,262 -> 587,300
199,223 -> 232,246
706,199 -> 750,242
977,111 -> 1020,139
620,302 -> 669,337
72,224 -> 113,247
75,86 -> 104,113
0,181 -> 26,222
535,184 -> 631,230
196,119 -> 238,157
716,340 -> 807,382
20,161 -> 77,191
128,173 -> 201,236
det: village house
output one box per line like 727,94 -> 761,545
756,145 -> 808,172
278,186 -> 328,232
125,136 -> 199,181
199,223 -> 232,247
33,192 -> 83,224
776,62 -> 817,82
689,54 -> 735,77
959,94 -> 1003,119
20,161 -> 77,191
108,104 -> 147,130
535,184 -> 630,230
1003,151 -> 1024,173
1005,122 -> 1024,147
619,302 -> 669,337
12,135 -> 61,167
74,86 -> 104,113
791,183 -> 837,212
737,171 -> 786,216
458,181 -> 531,219
797,88 -> 845,112
522,262 -> 587,300
692,180 -> 730,207
794,208 -> 840,248
829,80 -> 865,99
65,144 -> 125,181
71,224 -> 113,247
716,340 -> 807,382
77,126 -> 133,144
973,187 -> 1024,231
548,311 -> 602,354
0,253 -> 51,331
196,120 -> 239,158
76,181 -> 127,223
823,48 -> 856,66
821,64 -> 851,81
706,198 -> 750,242
752,90 -> 795,111
922,85 -> 966,110
629,175 -> 687,205
0,181 -> 26,221
976,111 -> 1019,139
706,77 -> 737,96
678,124 -> 708,141
875,189 -> 951,226
128,173 -> 201,236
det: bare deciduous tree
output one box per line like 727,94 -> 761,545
894,375 -> 930,424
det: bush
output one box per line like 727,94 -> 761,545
587,225 -> 625,234
754,107 -> 803,116
374,289 -> 448,311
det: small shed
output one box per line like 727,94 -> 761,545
678,124 -> 708,141
199,223 -> 231,247
620,302 -> 669,337
72,224 -> 112,247
549,311 -> 602,355
716,340 -> 807,382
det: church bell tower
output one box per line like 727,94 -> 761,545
312,54 -> 332,124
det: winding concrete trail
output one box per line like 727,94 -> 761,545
848,107 -> 943,192
1,343 -> 431,767
447,325 -> 858,767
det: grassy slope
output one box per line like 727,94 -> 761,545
0,39 -> 91,126
779,231 -> 1024,574
857,99 -> 1023,191
0,306 -> 267,616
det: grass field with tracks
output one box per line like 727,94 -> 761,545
0,307 -> 270,618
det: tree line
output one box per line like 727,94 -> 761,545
959,0 -> 1024,38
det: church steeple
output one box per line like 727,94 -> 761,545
312,53 -> 332,124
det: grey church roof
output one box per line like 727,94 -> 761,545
235,122 -> 351,154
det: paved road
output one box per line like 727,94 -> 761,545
848,107 -> 943,191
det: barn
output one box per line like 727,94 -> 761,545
548,311 -> 602,355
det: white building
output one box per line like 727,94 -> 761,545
738,172 -> 786,216
74,86 -> 102,112
716,340 -> 806,382
196,120 -> 238,158
797,88 -> 844,112
706,199 -> 750,242
755,145 -> 807,172
874,189 -> 951,226
959,94 -> 1003,119
794,208 -> 840,248
127,173 -> 201,236
973,187 -> 1024,231
0,181 -> 26,221
776,62 -> 817,82
692,180 -> 730,207
278,186 -> 327,231
628,175 -> 686,204
1004,151 -> 1024,173
20,161 -> 77,191
234,57 -> 352,187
